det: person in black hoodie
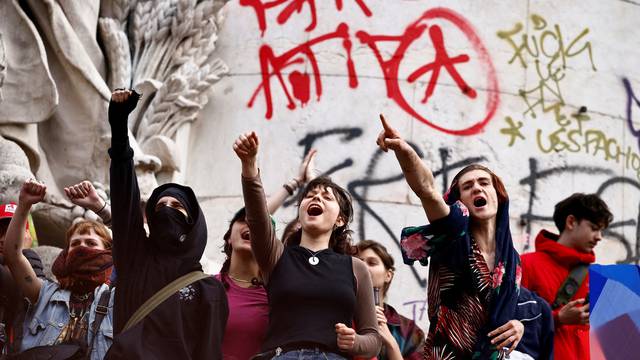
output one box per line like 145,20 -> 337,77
104,89 -> 228,360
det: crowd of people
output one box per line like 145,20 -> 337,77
0,90 -> 614,360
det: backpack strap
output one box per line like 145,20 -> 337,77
122,271 -> 208,332
86,286 -> 112,358
553,264 -> 589,309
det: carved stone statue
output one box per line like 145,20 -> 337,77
0,0 -> 228,247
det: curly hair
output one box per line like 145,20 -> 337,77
285,177 -> 355,255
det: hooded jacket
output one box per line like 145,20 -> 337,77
104,93 -> 228,359
521,230 -> 594,360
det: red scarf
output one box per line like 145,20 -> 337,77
52,247 -> 113,294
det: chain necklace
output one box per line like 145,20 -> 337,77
302,247 -> 326,266
228,274 -> 263,286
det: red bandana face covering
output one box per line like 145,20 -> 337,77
52,247 -> 113,294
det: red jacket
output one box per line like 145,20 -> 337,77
521,230 -> 594,360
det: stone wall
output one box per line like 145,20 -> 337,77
190,0 -> 640,329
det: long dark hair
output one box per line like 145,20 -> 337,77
220,208 -> 246,274
285,177 -> 355,255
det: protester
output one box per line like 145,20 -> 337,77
376,115 -> 525,359
355,240 -> 425,360
217,149 -> 317,360
104,89 -> 228,360
521,193 -> 612,360
0,203 -> 45,356
234,131 -> 381,359
3,181 -> 114,359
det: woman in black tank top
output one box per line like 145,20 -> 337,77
234,131 -> 381,359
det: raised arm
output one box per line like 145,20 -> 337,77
4,181 -> 45,303
233,132 -> 283,281
267,149 -> 317,214
64,181 -> 112,226
376,114 -> 449,222
108,89 -> 146,272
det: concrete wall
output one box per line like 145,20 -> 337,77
189,0 -> 640,329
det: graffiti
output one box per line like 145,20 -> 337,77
518,158 -> 640,263
494,14 -> 640,179
497,14 -> 596,73
497,14 -> 596,125
356,8 -> 499,135
290,126 -> 640,265
500,117 -> 525,146
240,0 -> 372,35
348,145 -> 485,286
246,23 -> 357,120
497,14 -> 595,127
246,6 -> 499,135
403,299 -> 428,322
282,127 -> 363,207
624,78 -> 640,154
282,127 -> 488,286
266,124 -> 640,327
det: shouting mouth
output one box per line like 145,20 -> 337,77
307,204 -> 323,216
241,230 -> 251,241
473,197 -> 487,208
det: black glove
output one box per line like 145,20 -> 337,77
108,89 -> 141,158
108,89 -> 141,129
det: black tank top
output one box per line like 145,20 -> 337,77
262,245 -> 356,354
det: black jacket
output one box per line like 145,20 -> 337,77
515,286 -> 555,359
104,93 -> 228,360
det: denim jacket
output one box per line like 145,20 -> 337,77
22,280 -> 115,360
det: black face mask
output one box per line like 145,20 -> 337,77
148,206 -> 190,253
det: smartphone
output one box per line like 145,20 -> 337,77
373,287 -> 380,306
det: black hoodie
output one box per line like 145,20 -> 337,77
104,92 -> 228,360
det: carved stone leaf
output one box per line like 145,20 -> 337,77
99,18 -> 132,89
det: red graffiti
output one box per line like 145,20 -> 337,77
247,23 -> 358,119
245,6 -> 499,136
356,8 -> 499,136
240,0 -> 372,35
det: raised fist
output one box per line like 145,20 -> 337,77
64,181 -> 105,213
233,131 -> 260,163
109,88 -> 141,118
19,180 -> 46,207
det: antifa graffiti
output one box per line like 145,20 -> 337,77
246,23 -> 358,120
355,8 -> 499,135
243,5 -> 500,135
